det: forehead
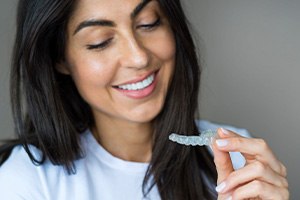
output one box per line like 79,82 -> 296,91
69,0 -> 157,24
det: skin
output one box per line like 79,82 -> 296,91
57,0 -> 176,162
57,0 -> 289,198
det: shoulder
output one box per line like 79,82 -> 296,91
0,145 -> 47,199
196,119 -> 251,170
196,119 -> 251,138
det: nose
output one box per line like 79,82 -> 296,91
119,34 -> 150,70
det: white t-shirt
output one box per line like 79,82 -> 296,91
0,120 -> 250,200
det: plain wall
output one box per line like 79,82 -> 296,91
0,0 -> 16,139
184,0 -> 300,198
1,0 -> 299,198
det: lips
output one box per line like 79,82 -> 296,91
113,69 -> 159,89
113,69 -> 159,99
116,73 -> 155,91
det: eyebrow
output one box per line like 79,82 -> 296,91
73,0 -> 152,35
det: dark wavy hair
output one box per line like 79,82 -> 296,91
0,0 -> 217,199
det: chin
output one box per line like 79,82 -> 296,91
124,105 -> 163,124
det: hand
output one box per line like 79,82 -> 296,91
212,128 -> 289,200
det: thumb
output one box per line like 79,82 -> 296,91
212,128 -> 234,184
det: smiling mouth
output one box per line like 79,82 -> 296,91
113,70 -> 158,91
116,74 -> 154,91
112,70 -> 159,99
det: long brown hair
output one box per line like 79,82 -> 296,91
0,0 -> 217,199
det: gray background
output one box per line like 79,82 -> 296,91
1,0 -> 299,198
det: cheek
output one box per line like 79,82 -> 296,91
146,29 -> 176,61
65,50 -> 116,98
67,48 -> 109,81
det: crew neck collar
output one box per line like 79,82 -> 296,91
82,129 -> 150,173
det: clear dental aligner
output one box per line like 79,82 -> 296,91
168,129 -> 217,146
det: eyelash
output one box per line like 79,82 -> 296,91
137,17 -> 161,30
87,38 -> 113,50
87,17 -> 161,51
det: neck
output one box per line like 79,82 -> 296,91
91,115 -> 154,163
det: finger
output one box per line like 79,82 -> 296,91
216,161 -> 289,194
231,180 -> 290,200
216,128 -> 285,176
217,192 -> 232,200
212,128 -> 234,184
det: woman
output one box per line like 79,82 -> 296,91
0,0 -> 288,199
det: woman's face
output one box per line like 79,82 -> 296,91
61,0 -> 176,125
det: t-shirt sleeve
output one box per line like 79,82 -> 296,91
0,146 -> 46,199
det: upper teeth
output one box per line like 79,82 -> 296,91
117,74 -> 154,90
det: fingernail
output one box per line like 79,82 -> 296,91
221,127 -> 230,135
216,139 -> 228,147
215,181 -> 226,192
225,196 -> 232,200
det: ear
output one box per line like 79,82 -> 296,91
55,61 -> 71,75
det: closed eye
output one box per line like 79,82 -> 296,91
137,17 -> 161,30
86,17 -> 161,51
86,38 -> 113,50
